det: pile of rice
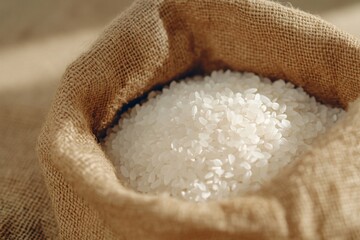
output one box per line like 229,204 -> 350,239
104,70 -> 343,202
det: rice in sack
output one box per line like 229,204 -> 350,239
37,0 -> 360,239
104,71 -> 344,202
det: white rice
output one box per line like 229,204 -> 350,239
104,70 -> 343,202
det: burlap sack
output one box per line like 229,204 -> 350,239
37,0 -> 360,239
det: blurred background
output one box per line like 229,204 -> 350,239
1,0 -> 359,92
0,0 -> 359,93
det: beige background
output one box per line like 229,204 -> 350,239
0,0 -> 359,93
1,0 -> 359,91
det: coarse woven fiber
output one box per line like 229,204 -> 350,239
37,0 -> 360,239
0,84 -> 59,239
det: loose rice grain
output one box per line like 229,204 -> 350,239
104,70 -> 344,202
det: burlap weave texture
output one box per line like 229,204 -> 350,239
37,0 -> 360,239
